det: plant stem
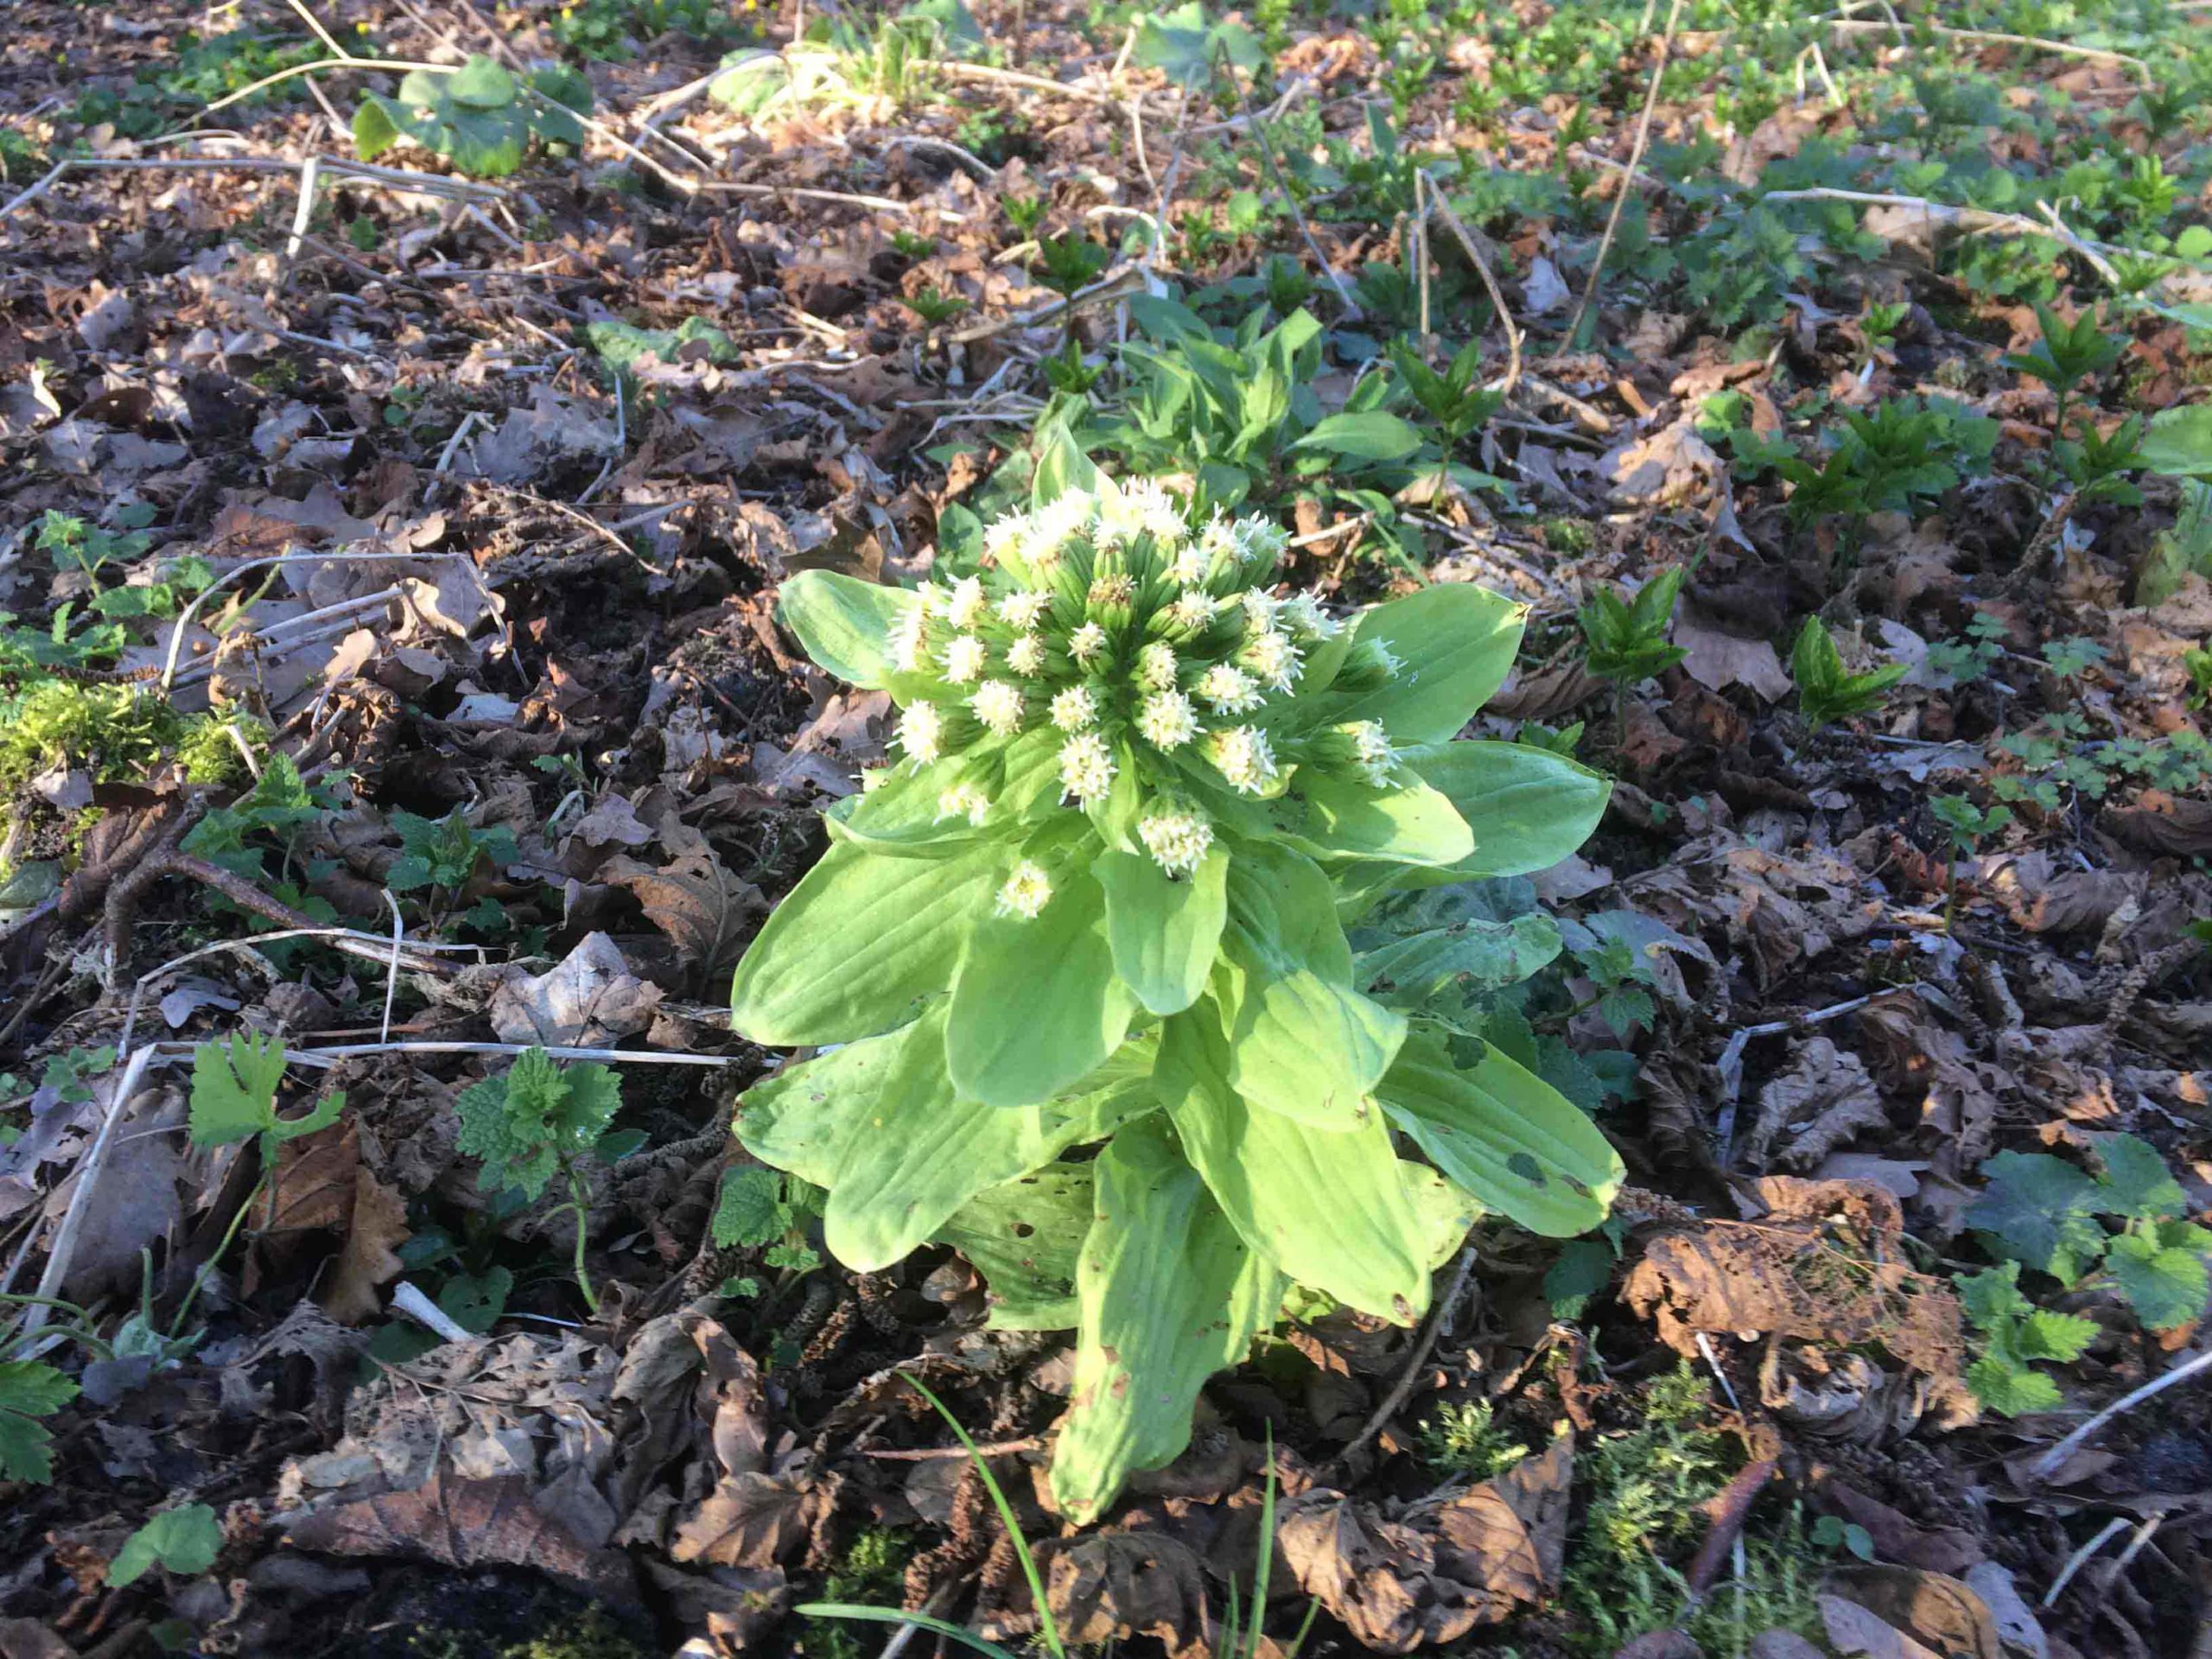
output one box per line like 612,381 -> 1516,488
564,1163 -> 600,1315
170,1174 -> 268,1338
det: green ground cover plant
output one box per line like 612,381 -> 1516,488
727,459 -> 1619,1516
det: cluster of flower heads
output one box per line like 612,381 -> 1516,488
887,482 -> 1404,899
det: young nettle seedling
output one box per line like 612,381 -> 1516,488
1961,1134 -> 2212,1412
1999,302 -> 2127,446
1578,567 -> 1688,688
728,467 -> 1620,1517
0,1361 -> 77,1484
710,1164 -> 826,1285
455,1049 -> 630,1313
1789,616 -> 1906,730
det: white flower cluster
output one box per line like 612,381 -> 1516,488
887,483 -> 1368,895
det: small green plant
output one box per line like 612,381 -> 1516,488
1967,1133 -> 2211,1351
728,471 -> 1618,1518
1032,232 -> 1111,300
2055,416 -> 2145,505
353,56 -> 593,180
188,1031 -> 345,1158
110,1504 -> 223,1587
1389,336 -> 1505,482
710,1165 -> 826,1275
2039,636 -> 2107,682
2184,642 -> 2212,709
1789,616 -> 1906,729
1999,302 -> 2126,441
904,285 -> 969,327
1929,791 -> 2011,930
550,0 -> 743,60
1858,299 -> 1910,357
1417,1398 -> 1529,1480
1003,192 -> 1049,239
0,1362 -> 77,1483
456,1049 -> 629,1313
1923,610 -> 2009,686
1578,568 -> 1687,687
1957,1262 -> 2098,1415
1780,397 -> 1998,528
386,808 -> 520,899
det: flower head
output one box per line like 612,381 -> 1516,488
943,634 -> 988,684
1058,731 -> 1117,805
970,679 -> 1025,736
944,575 -> 988,629
1138,805 -> 1213,876
1135,641 -> 1179,692
998,589 -> 1052,630
1196,663 -> 1263,715
996,861 -> 1052,918
1240,627 -> 1302,693
1349,720 -> 1398,787
1007,633 -> 1046,677
1136,690 -> 1198,750
1278,591 -> 1343,640
1068,621 -> 1109,666
938,781 -> 989,824
897,701 -> 944,765
1208,725 -> 1278,794
1233,517 -> 1289,566
1166,590 -> 1219,631
1050,684 -> 1097,731
888,604 -> 930,673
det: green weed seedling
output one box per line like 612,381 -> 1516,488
1963,1133 -> 2212,1407
1780,397 -> 1997,529
0,1361 -> 77,1483
1923,611 -> 2010,687
2000,303 -> 2127,442
353,55 -> 592,180
905,286 -> 969,327
1578,567 -> 1688,687
1929,791 -> 2011,930
1031,232 -> 1111,302
1002,193 -> 1049,240
189,1030 -> 346,1160
1418,1398 -> 1529,1480
2055,416 -> 2145,506
109,1504 -> 223,1587
1790,616 -> 1906,730
727,467 -> 1619,1517
710,1165 -> 826,1279
456,1048 -> 632,1313
386,807 -> 519,899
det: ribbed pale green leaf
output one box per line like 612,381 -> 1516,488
1219,959 -> 1405,1128
1094,845 -> 1228,1015
1329,584 -> 1527,744
948,860 -> 1141,1108
775,569 -> 920,690
1156,1001 -> 1432,1320
729,839 -> 995,1046
1050,1120 -> 1283,1522
1378,1023 -> 1624,1237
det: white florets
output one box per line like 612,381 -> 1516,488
1166,540 -> 1209,586
944,575 -> 988,630
1238,589 -> 1280,627
1233,517 -> 1289,565
1058,731 -> 1117,804
983,512 -> 1032,566
996,861 -> 1053,918
1069,622 -> 1109,665
1351,720 -> 1398,787
1241,628 -> 1302,693
1209,725 -> 1278,795
1136,690 -> 1198,751
1007,634 -> 1046,677
1196,663 -> 1264,715
1167,590 -> 1218,630
1097,478 -> 1185,549
998,589 -> 1052,630
938,781 -> 989,824
944,634 -> 988,684
1198,515 -> 1238,565
1278,592 -> 1343,640
898,702 -> 944,765
1135,641 -> 1179,692
1050,684 -> 1097,732
889,605 -> 930,673
970,679 -> 1026,736
1138,807 -> 1214,876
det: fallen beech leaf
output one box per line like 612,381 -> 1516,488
283,1470 -> 633,1600
323,1166 -> 410,1325
487,931 -> 663,1047
1046,1530 -> 1211,1659
1279,1440 -> 1571,1651
602,848 -> 764,976
1674,600 -> 1794,702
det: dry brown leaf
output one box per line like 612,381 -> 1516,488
1046,1530 -> 1211,1659
487,931 -> 664,1047
1674,600 -> 1795,702
1742,1037 -> 1888,1173
1278,1440 -> 1571,1651
602,847 -> 764,976
1823,1567 -> 2000,1659
322,1166 -> 410,1325
669,1319 -> 832,1570
283,1471 -> 633,1600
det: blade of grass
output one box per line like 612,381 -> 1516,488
903,1373 -> 1067,1659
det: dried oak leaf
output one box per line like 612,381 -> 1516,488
1623,1178 -> 1971,1423
1741,1037 -> 1887,1173
601,848 -> 763,976
1046,1530 -> 1211,1659
1278,1440 -> 1571,1652
670,1319 -> 833,1570
283,1470 -> 634,1601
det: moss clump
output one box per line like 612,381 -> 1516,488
805,1527 -> 914,1659
1417,1399 -> 1533,1482
0,680 -> 254,800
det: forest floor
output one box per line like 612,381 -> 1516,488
3,1 -> 2212,1656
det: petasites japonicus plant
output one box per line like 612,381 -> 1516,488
728,457 -> 1621,1519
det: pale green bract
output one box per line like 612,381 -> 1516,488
729,467 -> 1621,1519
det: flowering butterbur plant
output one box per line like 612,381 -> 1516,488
729,463 -> 1622,1520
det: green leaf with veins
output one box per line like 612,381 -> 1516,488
110,1505 -> 222,1587
455,1047 -> 621,1200
2107,1224 -> 2212,1332
0,1362 -> 78,1484
188,1031 -> 342,1150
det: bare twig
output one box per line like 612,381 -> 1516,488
1419,168 -> 1524,395
1568,0 -> 1687,343
2031,1345 -> 2212,1484
1324,1241 -> 1480,1478
1826,17 -> 2153,80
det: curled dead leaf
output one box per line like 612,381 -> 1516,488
1045,1530 -> 1211,1659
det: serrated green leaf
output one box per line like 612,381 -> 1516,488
711,1166 -> 791,1249
0,1361 -> 76,1484
1050,1119 -> 1282,1522
2015,1306 -> 2098,1363
1968,1150 -> 2105,1279
2091,1134 -> 2186,1222
110,1504 -> 222,1587
188,1031 -> 289,1147
1967,1354 -> 2063,1416
2107,1229 -> 2211,1332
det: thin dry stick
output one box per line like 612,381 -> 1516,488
276,1040 -> 743,1068
1219,48 -> 1360,317
19,1046 -> 159,1335
2031,1344 -> 2212,1483
1419,168 -> 1524,395
1755,188 -> 2126,284
1568,0 -> 1686,345
1325,1241 -> 1480,1478
1825,17 -> 2153,79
